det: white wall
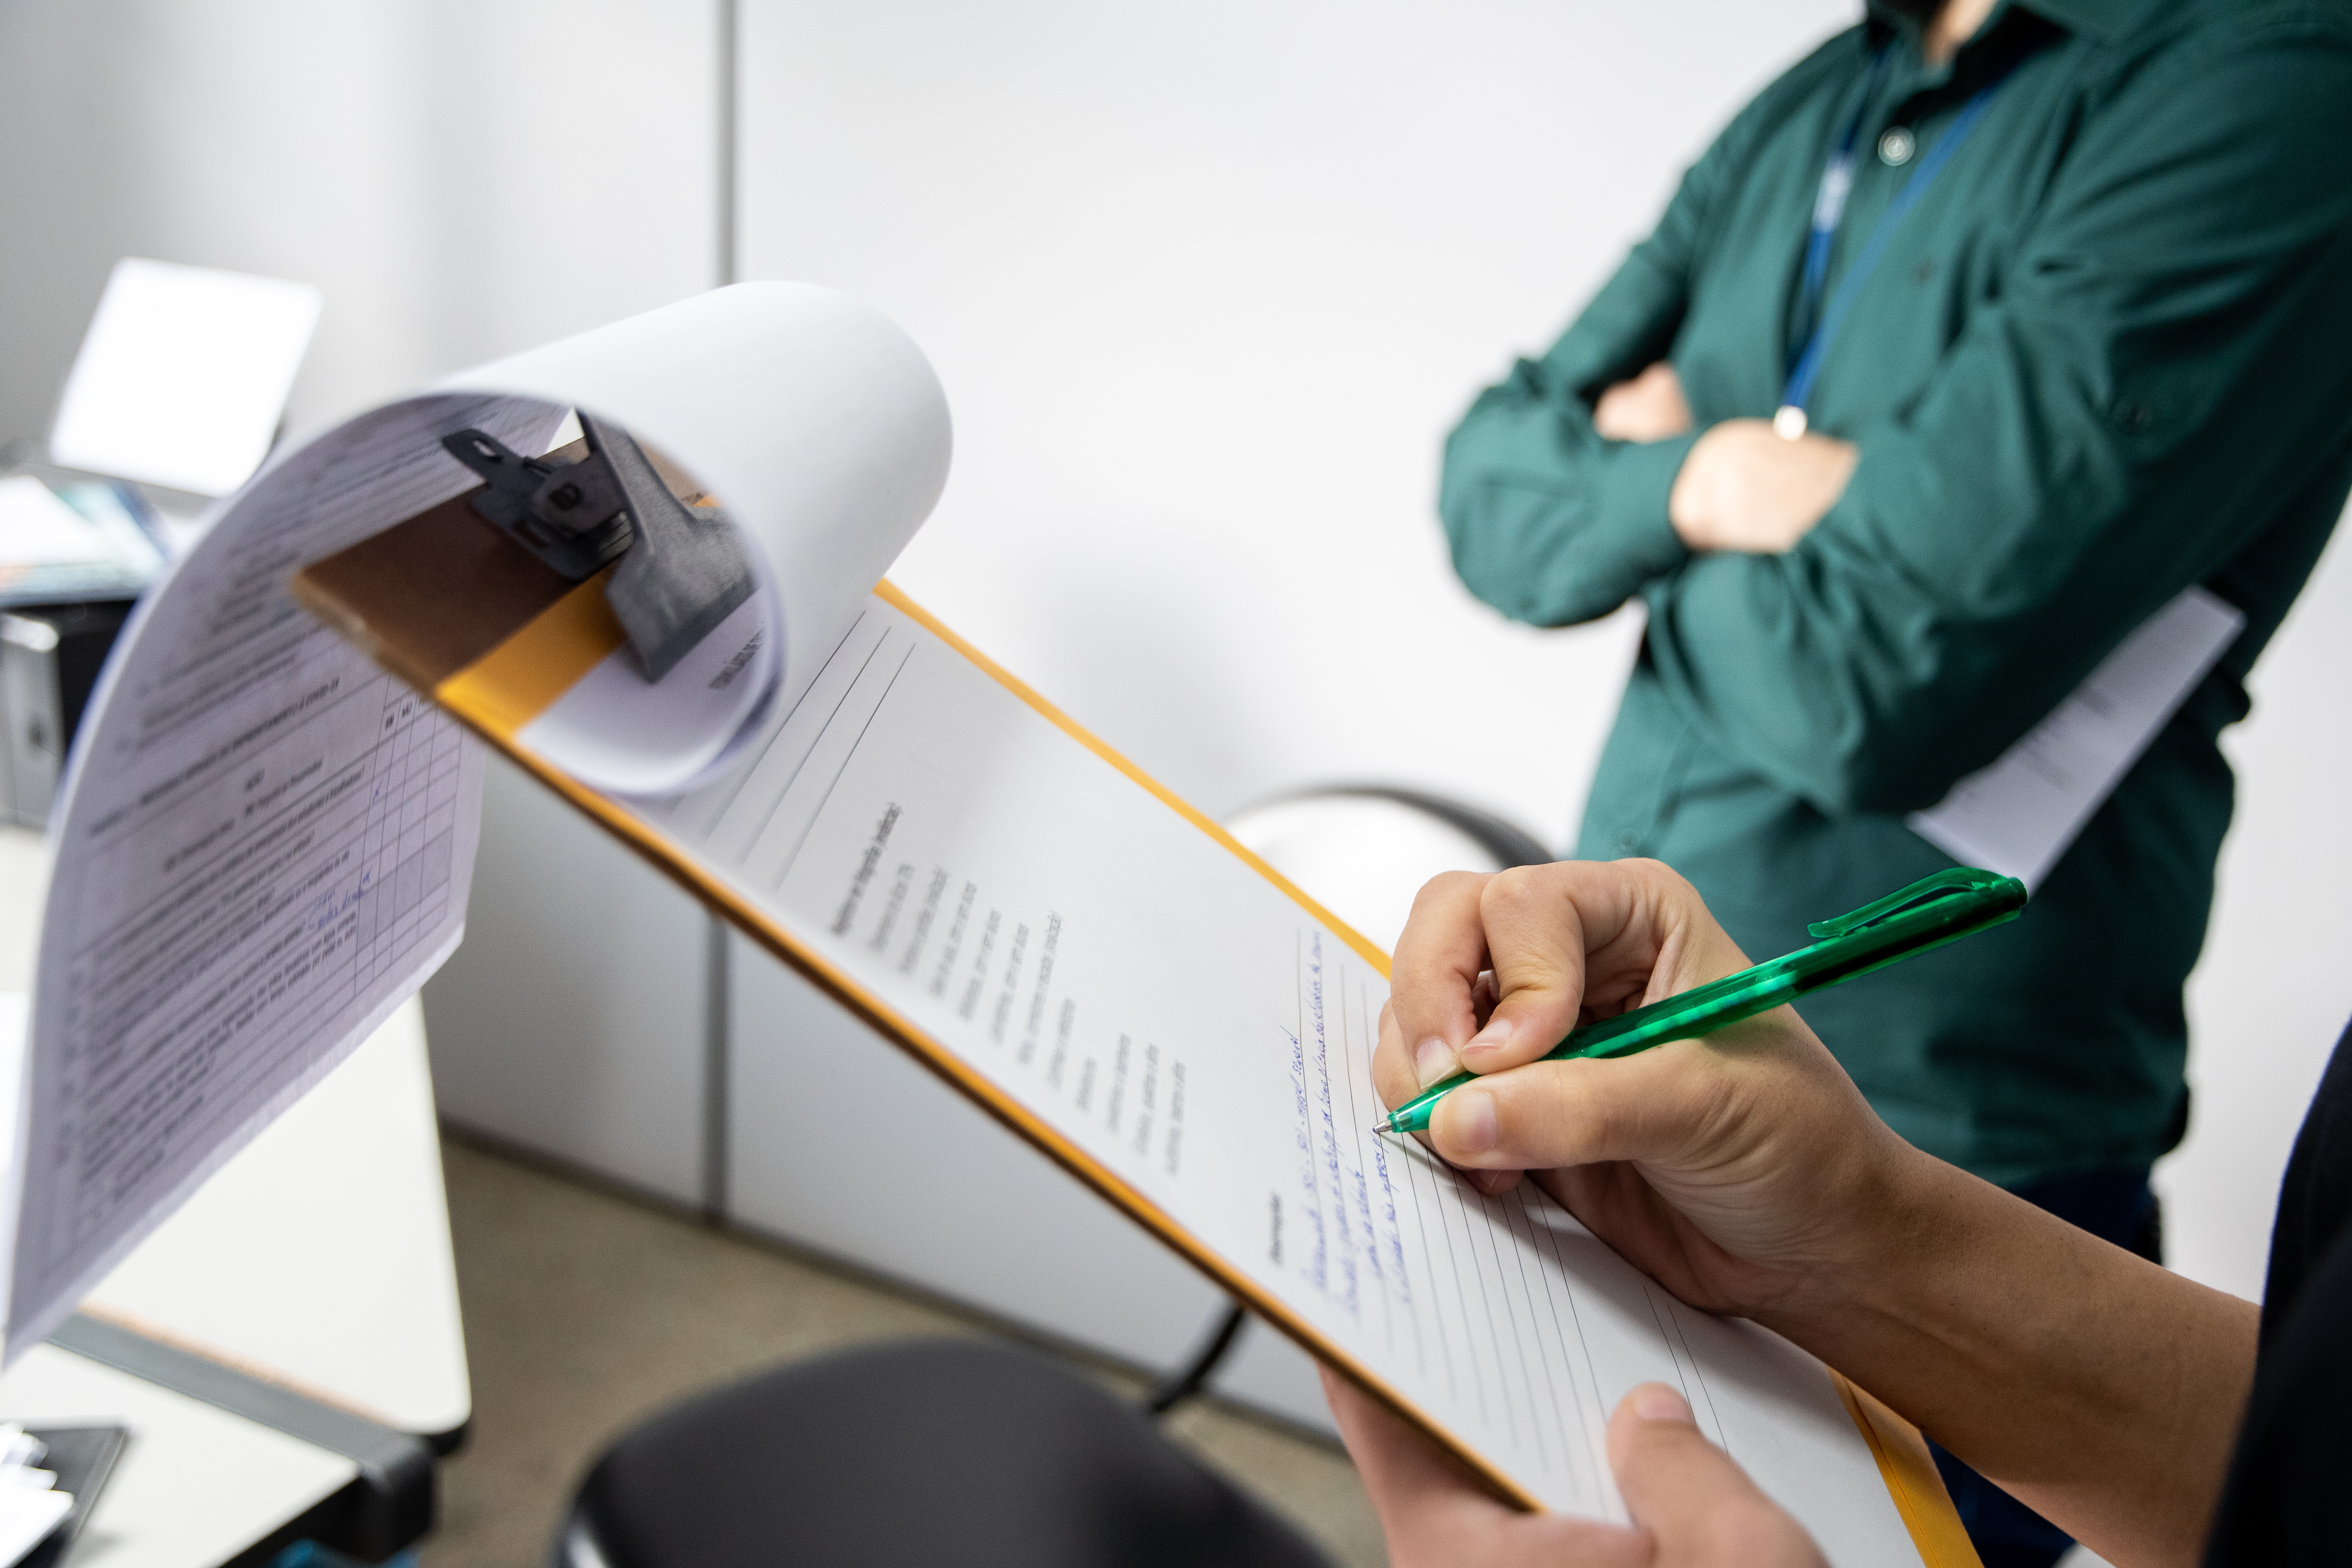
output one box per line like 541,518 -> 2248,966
2166,528 -> 2352,1298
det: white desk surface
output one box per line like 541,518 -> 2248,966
0,1343 -> 357,1568
0,825 -> 472,1438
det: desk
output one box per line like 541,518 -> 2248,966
0,826 -> 468,1561
82,1002 -> 471,1444
0,1346 -> 359,1568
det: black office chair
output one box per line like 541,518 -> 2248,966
553,785 -> 1552,1568
553,1338 -> 1330,1568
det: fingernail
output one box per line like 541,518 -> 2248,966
1461,1018 -> 1513,1065
1449,1089 -> 1497,1154
1631,1384 -> 1694,1425
1413,1036 -> 1456,1087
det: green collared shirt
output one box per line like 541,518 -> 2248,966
1441,0 -> 2352,1184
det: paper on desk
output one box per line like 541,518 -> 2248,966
1907,587 -> 2243,888
0,477 -> 165,606
0,479 -> 114,569
0,1484 -> 69,1568
0,1421 -> 71,1568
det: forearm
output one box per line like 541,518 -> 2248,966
1665,420 -> 1857,555
1768,1147 -> 2256,1567
1387,861 -> 2265,1566
1441,387 -> 1693,625
1442,220 -> 1705,625
1644,36 -> 2352,815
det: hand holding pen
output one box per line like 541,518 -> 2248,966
1373,863 -> 2024,1142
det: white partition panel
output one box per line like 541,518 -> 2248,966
424,753 -> 713,1206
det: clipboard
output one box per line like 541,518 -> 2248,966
291,477 -> 1980,1568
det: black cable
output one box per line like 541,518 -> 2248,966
1143,1302 -> 1248,1417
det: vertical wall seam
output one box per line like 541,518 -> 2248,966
717,0 -> 739,291
702,0 -> 740,1222
702,915 -> 731,1222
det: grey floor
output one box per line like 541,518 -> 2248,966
423,1136 -> 1389,1568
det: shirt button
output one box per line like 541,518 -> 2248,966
1878,127 -> 1916,166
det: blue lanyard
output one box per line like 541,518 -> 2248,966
1777,55 -> 2014,437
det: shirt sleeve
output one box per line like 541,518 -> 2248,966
1436,101 -> 1768,626
1643,18 -> 2352,816
1438,297 -> 1698,627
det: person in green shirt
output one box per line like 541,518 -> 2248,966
1436,0 -> 2352,1559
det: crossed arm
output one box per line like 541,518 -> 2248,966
1325,859 -> 2259,1568
1590,363 -> 1858,555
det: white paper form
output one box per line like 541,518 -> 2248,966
1908,587 -> 2244,888
634,596 -> 1925,1562
5,397 -> 537,1358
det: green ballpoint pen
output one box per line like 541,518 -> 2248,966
1373,866 -> 2028,1136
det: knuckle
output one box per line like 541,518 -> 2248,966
1414,869 -> 1486,909
1476,867 -> 1524,914
1482,860 -> 1559,908
1623,856 -> 1696,898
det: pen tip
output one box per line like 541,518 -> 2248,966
1368,1122 -> 1391,1136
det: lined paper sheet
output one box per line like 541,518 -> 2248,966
632,593 -> 1924,1561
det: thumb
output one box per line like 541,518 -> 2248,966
1606,1384 -> 1825,1567
1427,1037 -> 1728,1173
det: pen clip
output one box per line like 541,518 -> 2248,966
1806,866 -> 2020,939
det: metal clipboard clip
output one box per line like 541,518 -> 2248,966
439,414 -> 755,683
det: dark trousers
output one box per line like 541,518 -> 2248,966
1930,1168 -> 2160,1568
